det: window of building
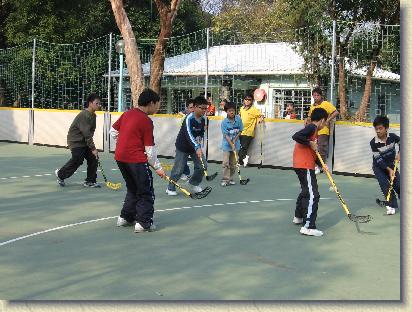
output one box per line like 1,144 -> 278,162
271,88 -> 312,119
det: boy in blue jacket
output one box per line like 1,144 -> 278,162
166,96 -> 208,195
370,116 -> 400,215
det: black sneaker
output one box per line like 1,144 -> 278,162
55,169 -> 65,187
83,181 -> 101,188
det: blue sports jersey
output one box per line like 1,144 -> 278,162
221,115 -> 243,151
175,112 -> 206,154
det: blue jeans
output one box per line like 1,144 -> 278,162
168,149 -> 205,191
373,165 -> 400,208
183,162 -> 190,176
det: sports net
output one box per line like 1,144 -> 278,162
0,22 -> 400,122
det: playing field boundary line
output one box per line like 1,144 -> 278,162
0,169 -> 120,182
0,198 -> 332,247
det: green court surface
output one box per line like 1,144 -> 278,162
0,142 -> 400,300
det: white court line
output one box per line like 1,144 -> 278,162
0,198 -> 332,247
0,169 -> 119,182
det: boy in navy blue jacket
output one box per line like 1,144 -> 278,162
166,96 -> 208,195
370,116 -> 400,215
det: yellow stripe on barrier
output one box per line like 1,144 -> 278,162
207,116 -> 224,120
0,107 -> 31,111
33,108 -> 81,113
263,118 -> 304,123
336,120 -> 400,128
152,114 -> 183,118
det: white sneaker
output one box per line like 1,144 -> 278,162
300,227 -> 323,237
315,167 -> 321,175
116,216 -> 135,227
292,217 -> 303,224
386,206 -> 396,215
243,155 -> 249,168
55,169 -> 65,187
228,180 -> 236,185
166,188 -> 177,196
221,181 -> 229,187
190,184 -> 203,193
134,223 -> 156,233
180,174 -> 190,181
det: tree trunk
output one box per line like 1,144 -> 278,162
338,57 -> 348,120
149,0 -> 181,94
149,21 -> 172,94
110,0 -> 144,107
355,59 -> 377,122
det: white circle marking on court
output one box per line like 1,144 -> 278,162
0,198 -> 332,247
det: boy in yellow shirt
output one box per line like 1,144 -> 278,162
238,93 -> 264,167
306,87 -> 339,174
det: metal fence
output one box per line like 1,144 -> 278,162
0,22 -> 400,121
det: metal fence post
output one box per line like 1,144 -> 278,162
204,28 -> 209,98
104,33 -> 113,152
29,38 -> 36,146
328,20 -> 337,172
107,33 -> 113,113
330,20 -> 336,103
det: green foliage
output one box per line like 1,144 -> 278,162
3,0 -> 208,47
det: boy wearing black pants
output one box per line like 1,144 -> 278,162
292,108 -> 328,237
110,88 -> 165,233
55,93 -> 101,188
370,116 -> 400,215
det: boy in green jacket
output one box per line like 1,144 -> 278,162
55,94 -> 101,187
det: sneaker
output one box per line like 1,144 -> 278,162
315,166 -> 321,175
55,169 -> 65,187
243,155 -> 249,168
386,206 -> 396,215
166,188 -> 178,196
134,222 -> 156,233
300,226 -> 323,237
83,181 -> 101,188
293,217 -> 303,224
190,184 -> 203,193
221,181 -> 229,187
180,174 -> 190,181
116,216 -> 135,227
228,180 -> 236,185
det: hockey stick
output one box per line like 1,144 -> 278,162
233,150 -> 250,185
376,158 -> 399,207
97,158 -> 121,190
149,164 -> 211,199
199,156 -> 218,181
316,151 -> 371,223
258,121 -> 263,169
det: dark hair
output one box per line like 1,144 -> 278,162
224,101 -> 236,112
186,98 -> 194,107
86,93 -> 101,108
244,93 -> 253,100
138,88 -> 160,106
373,115 -> 390,128
311,108 -> 328,121
312,87 -> 323,96
193,96 -> 208,106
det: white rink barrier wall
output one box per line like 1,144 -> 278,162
0,108 -> 31,143
333,121 -> 400,175
0,108 -> 401,176
32,109 -> 105,150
